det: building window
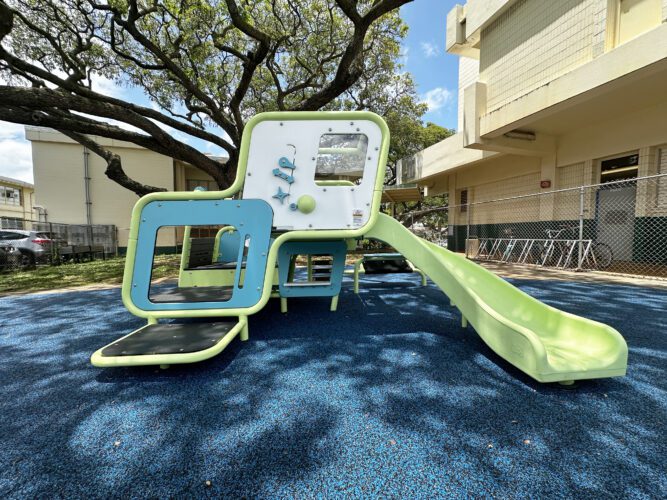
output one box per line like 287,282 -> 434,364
186,179 -> 217,192
657,147 -> 667,207
0,186 -> 21,206
600,152 -> 639,183
459,189 -> 468,213
0,217 -> 24,229
608,0 -> 662,47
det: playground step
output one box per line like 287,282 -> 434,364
149,286 -> 233,303
283,281 -> 331,287
100,322 -> 237,357
311,265 -> 333,270
185,261 -> 246,271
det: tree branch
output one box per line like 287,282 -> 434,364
58,130 -> 167,196
397,204 -> 448,227
295,0 -> 412,111
0,85 -> 227,185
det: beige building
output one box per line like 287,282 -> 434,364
26,127 -> 224,251
402,0 -> 667,261
0,175 -> 38,228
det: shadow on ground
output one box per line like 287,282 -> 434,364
0,272 -> 665,498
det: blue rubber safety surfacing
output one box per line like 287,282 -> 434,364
0,273 -> 666,498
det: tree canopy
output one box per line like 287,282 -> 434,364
0,0 -> 436,196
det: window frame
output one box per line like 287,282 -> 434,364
605,0 -> 662,50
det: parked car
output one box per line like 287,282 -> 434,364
0,245 -> 21,271
0,230 -> 57,268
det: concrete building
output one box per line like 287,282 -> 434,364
0,175 -> 37,228
26,127 -> 225,250
402,0 -> 667,260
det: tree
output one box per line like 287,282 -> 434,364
0,0 -> 412,196
390,121 -> 454,232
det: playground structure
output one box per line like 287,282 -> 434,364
91,111 -> 628,384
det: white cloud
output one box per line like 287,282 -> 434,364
399,45 -> 409,66
421,87 -> 453,112
90,74 -> 126,98
0,121 -> 32,183
420,41 -> 439,58
0,121 -> 26,140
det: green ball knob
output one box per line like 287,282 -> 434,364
297,194 -> 316,214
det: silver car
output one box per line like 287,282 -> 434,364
0,229 -> 56,268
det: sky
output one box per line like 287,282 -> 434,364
0,0 -> 460,184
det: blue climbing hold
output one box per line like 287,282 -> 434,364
279,157 -> 296,169
273,168 -> 294,184
273,186 -> 290,204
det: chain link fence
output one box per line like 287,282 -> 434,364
0,218 -> 117,272
442,174 -> 667,279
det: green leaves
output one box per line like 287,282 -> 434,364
0,0 -> 423,194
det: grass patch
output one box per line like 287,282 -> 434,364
0,255 -> 181,295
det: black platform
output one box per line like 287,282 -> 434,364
149,287 -> 233,303
184,261 -> 247,271
101,322 -> 236,357
363,258 -> 413,274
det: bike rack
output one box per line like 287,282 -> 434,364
470,237 -> 595,270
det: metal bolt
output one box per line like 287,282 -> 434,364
262,252 -> 266,256
323,188 -> 327,192
257,287 -> 261,291
240,223 -> 244,226
157,203 -> 162,207
350,122 -> 354,125
347,224 -> 351,227
351,188 -> 355,192
308,224 -> 313,228
141,218 -> 146,222
328,128 -> 332,132
237,204 -> 240,208
368,156 -> 371,160
356,128 -> 360,132
366,203 -> 370,206
375,147 -> 379,151
133,283 -> 137,287
214,202 -> 219,206
280,122 -> 283,126
312,157 -> 316,161
247,172 -> 252,176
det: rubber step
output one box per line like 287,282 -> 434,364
283,281 -> 331,287
100,322 -> 236,357
149,286 -> 233,303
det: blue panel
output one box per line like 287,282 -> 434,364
218,230 -> 241,263
130,199 -> 273,312
278,240 -> 347,297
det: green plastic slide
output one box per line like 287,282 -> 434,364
365,214 -> 628,383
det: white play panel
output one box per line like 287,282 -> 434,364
242,118 -> 384,230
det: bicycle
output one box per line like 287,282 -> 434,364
536,225 -> 613,270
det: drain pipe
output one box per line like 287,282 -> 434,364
83,146 -> 92,225
83,146 -> 93,244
